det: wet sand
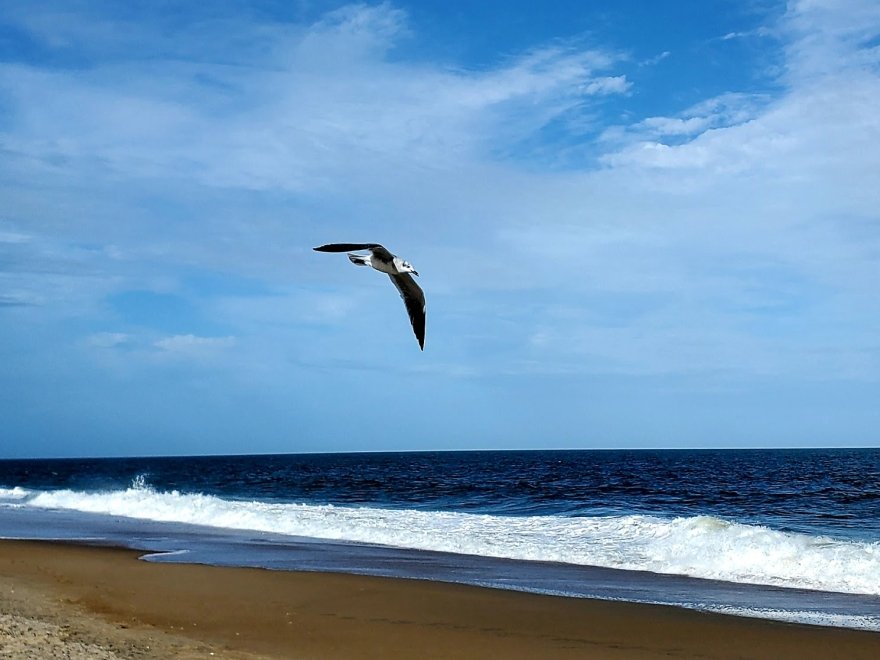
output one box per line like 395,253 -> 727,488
1,539 -> 878,659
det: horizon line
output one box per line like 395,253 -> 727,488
1,445 -> 878,462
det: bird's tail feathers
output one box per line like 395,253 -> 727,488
347,253 -> 371,267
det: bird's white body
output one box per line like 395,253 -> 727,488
349,252 -> 412,275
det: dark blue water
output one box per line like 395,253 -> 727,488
2,449 -> 878,538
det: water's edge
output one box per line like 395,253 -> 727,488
2,506 -> 879,632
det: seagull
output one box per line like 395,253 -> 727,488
313,243 -> 426,350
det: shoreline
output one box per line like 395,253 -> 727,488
2,539 -> 879,659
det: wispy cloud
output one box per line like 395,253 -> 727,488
781,0 -> 880,82
466,1 -> 880,381
639,50 -> 671,67
0,4 -> 628,194
154,334 -> 236,355
0,2 -> 634,356
87,332 -> 130,349
721,27 -> 774,41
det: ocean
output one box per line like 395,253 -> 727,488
1,449 -> 878,630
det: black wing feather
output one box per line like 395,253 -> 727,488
313,243 -> 383,252
389,273 -> 426,350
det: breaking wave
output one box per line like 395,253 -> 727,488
4,478 -> 878,596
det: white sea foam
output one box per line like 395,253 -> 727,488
15,481 -> 880,596
702,605 -> 880,631
0,486 -> 29,503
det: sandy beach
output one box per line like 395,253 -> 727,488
0,540 -> 877,659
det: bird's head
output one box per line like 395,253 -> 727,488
401,260 -> 419,276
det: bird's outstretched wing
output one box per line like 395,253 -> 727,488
313,243 -> 394,260
389,273 -> 426,350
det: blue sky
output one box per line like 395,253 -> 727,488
1,0 -> 879,458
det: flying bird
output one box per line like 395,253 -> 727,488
313,243 -> 426,350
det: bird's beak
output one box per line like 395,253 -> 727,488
412,271 -> 419,277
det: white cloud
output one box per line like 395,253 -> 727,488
454,1 -> 880,380
0,4 -> 628,197
782,0 -> 880,81
638,115 -> 715,137
602,92 -> 770,149
639,50 -> 671,66
582,75 -> 630,96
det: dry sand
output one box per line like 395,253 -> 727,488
1,539 -> 878,659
